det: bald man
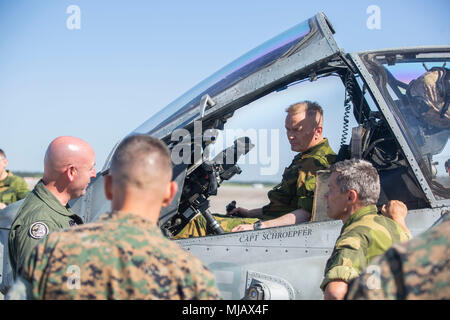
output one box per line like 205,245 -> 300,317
9,136 -> 96,277
8,134 -> 221,299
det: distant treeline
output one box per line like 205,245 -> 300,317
12,171 -> 43,178
10,172 -> 275,186
222,181 -> 276,188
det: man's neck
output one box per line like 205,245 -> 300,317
112,196 -> 160,226
304,137 -> 325,153
0,170 -> 8,181
341,203 -> 366,224
42,179 -> 70,206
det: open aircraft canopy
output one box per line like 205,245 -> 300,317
127,13 -> 339,146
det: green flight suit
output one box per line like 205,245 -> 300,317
174,138 -> 336,239
320,205 -> 412,292
0,171 -> 29,206
8,180 -> 83,277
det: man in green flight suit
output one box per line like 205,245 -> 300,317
321,158 -> 412,300
174,101 -> 336,238
7,134 -> 221,300
8,136 -> 96,278
0,149 -> 29,211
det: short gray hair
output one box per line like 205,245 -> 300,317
330,159 -> 380,206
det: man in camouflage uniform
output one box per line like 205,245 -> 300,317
7,134 -> 221,300
0,149 -> 28,211
346,213 -> 449,300
321,159 -> 412,300
9,136 -> 96,277
175,101 -> 336,238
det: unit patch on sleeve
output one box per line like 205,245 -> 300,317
29,222 -> 49,239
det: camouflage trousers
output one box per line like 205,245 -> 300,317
173,214 -> 259,239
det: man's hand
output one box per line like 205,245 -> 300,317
381,200 -> 412,238
228,207 -> 263,218
324,280 -> 348,300
228,207 -> 250,217
381,200 -> 407,221
231,223 -> 256,232
0,202 -> 7,210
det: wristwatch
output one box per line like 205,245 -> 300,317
253,220 -> 263,230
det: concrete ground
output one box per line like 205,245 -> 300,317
22,178 -> 272,214
208,184 -> 272,214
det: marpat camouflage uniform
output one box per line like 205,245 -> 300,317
346,213 -> 450,300
320,205 -> 412,291
174,138 -> 336,239
19,210 -> 222,300
9,180 -> 83,277
0,171 -> 28,206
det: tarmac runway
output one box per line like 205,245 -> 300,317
208,184 -> 272,214
19,178 -> 273,215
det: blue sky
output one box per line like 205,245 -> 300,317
0,0 -> 449,182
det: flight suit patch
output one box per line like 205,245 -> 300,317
29,222 -> 49,239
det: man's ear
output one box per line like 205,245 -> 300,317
348,189 -> 358,205
104,174 -> 113,200
314,125 -> 323,137
66,165 -> 77,182
162,181 -> 178,208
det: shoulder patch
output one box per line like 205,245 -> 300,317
29,222 -> 49,239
